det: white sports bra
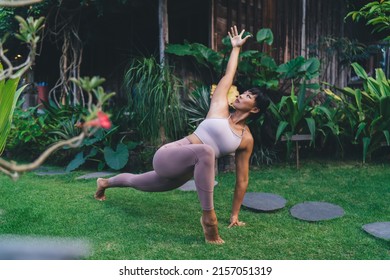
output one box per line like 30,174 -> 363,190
193,116 -> 243,158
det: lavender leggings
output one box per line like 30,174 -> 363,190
107,138 -> 216,210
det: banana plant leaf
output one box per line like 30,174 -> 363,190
383,130 -> 390,146
305,117 -> 316,143
355,122 -> 367,141
0,75 -> 26,155
375,68 -> 390,97
275,121 -> 289,142
297,80 -> 307,112
351,62 -> 368,79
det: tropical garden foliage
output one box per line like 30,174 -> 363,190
0,15 -> 43,156
346,0 -> 390,41
122,56 -> 186,146
0,2 -> 116,178
324,63 -> 390,162
0,74 -> 26,154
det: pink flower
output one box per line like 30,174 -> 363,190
85,111 -> 111,129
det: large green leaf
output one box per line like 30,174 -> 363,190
82,136 -> 101,147
376,68 -> 390,86
104,143 -> 129,170
375,68 -> 390,97
366,77 -> 382,99
256,28 -> 274,45
260,55 -> 277,70
87,147 -> 98,159
240,50 -> 260,58
0,77 -> 25,155
278,95 -> 290,112
297,80 -> 306,112
351,63 -> 368,80
323,123 -> 340,135
64,148 -> 98,172
165,43 -> 195,56
277,56 -> 305,79
285,97 -> 299,129
306,83 -> 321,90
370,115 -> 383,132
238,60 -> 255,73
383,130 -> 390,146
305,117 -> 316,143
355,122 -> 367,140
264,79 -> 279,89
354,89 -> 363,116
314,105 -> 333,121
165,42 -> 222,71
66,152 -> 85,172
197,44 -> 221,64
275,121 -> 289,142
298,58 -> 320,79
268,102 -> 283,121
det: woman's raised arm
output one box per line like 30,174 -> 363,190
207,26 -> 251,118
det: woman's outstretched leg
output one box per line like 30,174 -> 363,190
94,171 -> 192,201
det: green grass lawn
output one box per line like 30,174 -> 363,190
0,160 -> 389,260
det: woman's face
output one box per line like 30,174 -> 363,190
234,91 -> 259,112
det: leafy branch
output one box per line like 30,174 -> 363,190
0,15 -> 44,80
0,0 -> 43,7
346,0 -> 390,41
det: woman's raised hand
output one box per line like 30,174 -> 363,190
228,25 -> 252,48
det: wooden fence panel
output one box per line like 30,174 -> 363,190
213,0 -> 350,87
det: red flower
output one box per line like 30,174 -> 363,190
84,111 -> 111,129
97,111 -> 111,129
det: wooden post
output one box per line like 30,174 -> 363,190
210,0 -> 215,50
158,0 -> 169,66
301,0 -> 306,57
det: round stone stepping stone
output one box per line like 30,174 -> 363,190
34,170 -> 69,176
178,180 -> 218,191
242,192 -> 287,212
362,222 -> 390,240
76,172 -> 116,180
290,201 -> 344,222
35,166 -> 50,172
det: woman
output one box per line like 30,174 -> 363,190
95,26 -> 270,244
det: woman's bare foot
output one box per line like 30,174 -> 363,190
95,178 -> 108,201
200,210 -> 225,244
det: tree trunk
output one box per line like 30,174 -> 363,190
158,0 -> 169,66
